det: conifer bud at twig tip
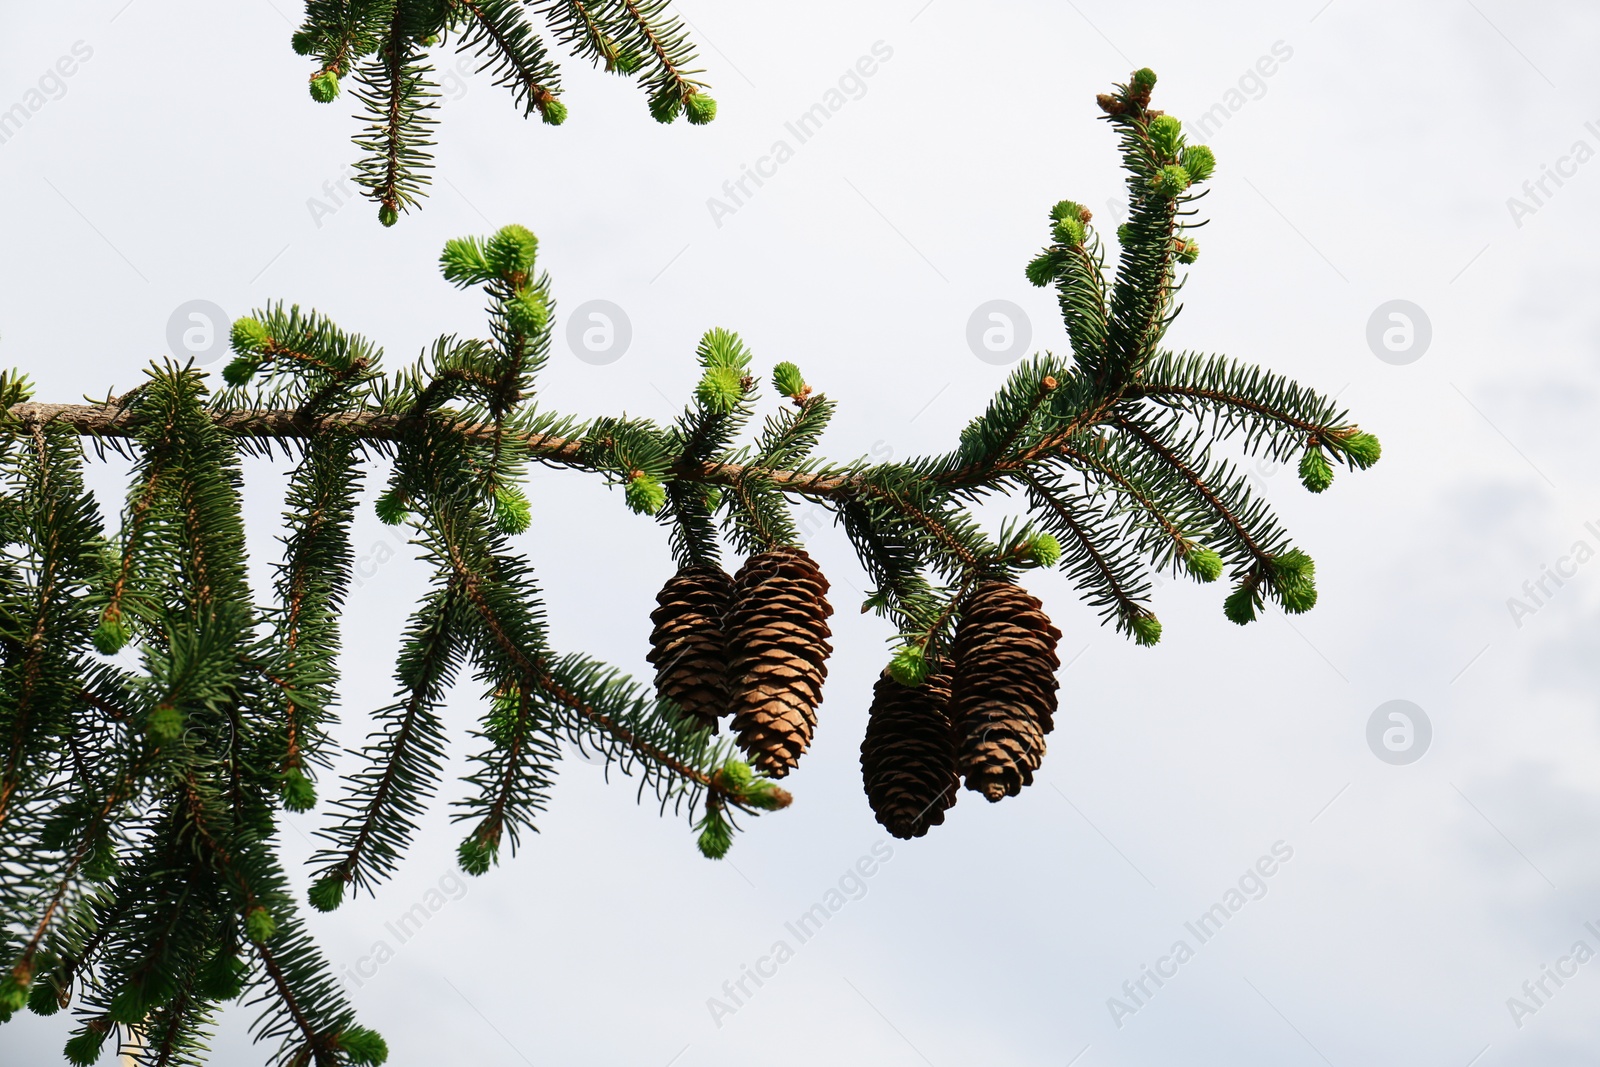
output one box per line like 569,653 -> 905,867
309,69 -> 340,103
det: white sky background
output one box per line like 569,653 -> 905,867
3,0 -> 1600,1063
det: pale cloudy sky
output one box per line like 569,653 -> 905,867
4,1 -> 1600,1064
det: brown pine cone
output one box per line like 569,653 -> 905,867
860,670 -> 958,839
949,580 -> 1062,802
725,547 -> 833,777
646,566 -> 735,733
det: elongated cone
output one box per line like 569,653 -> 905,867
860,670 -> 958,838
950,580 -> 1062,801
726,547 -> 833,777
647,566 -> 734,732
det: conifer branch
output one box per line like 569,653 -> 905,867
310,579 -> 465,899
1113,414 -> 1277,569
1021,472 -> 1151,625
455,0 -> 564,120
290,0 -> 716,222
0,70 -> 1379,1067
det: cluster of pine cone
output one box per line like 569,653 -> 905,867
647,546 -> 834,777
649,562 -> 1061,839
861,581 -> 1062,839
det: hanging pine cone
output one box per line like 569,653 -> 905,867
860,670 -> 958,839
949,580 -> 1062,802
726,546 -> 833,777
646,565 -> 734,733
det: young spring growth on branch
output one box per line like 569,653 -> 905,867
245,905 -> 277,944
378,201 -> 399,228
493,485 -> 532,534
888,643 -> 929,686
308,876 -> 345,913
697,327 -> 752,369
375,490 -> 410,526
280,766 -> 317,813
1176,238 -> 1200,265
1052,215 -> 1087,246
0,971 -> 28,1016
1050,199 -> 1090,223
27,973 -> 60,1016
1131,613 -> 1162,647
772,361 -> 808,401
1271,550 -> 1318,613
696,802 -> 733,859
338,1027 -> 391,1066
196,952 -> 247,1002
1338,431 -> 1383,469
649,86 -> 684,123
230,316 -> 272,355
1027,532 -> 1064,568
685,91 -> 718,125
1027,202 -> 1092,283
1225,580 -> 1263,625
716,758 -> 793,811
487,224 -> 539,277
221,358 -> 258,387
1100,68 -> 1157,114
625,472 -> 667,515
1152,164 -> 1192,198
741,778 -> 793,811
440,236 -> 494,287
225,318 -> 271,382
505,289 -> 548,335
1148,114 -> 1186,160
309,69 -> 340,102
92,610 -> 129,655
1184,545 -> 1224,583
717,758 -> 753,790
1181,144 -> 1216,183
148,705 -> 184,743
696,365 -> 745,413
458,834 -> 498,876
1299,447 -> 1334,493
537,96 -> 568,126
64,1026 -> 108,1066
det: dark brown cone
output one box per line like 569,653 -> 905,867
726,547 -> 833,777
647,566 -> 735,733
949,580 -> 1062,802
860,671 -> 958,839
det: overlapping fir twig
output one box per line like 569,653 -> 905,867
294,0 -> 715,225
